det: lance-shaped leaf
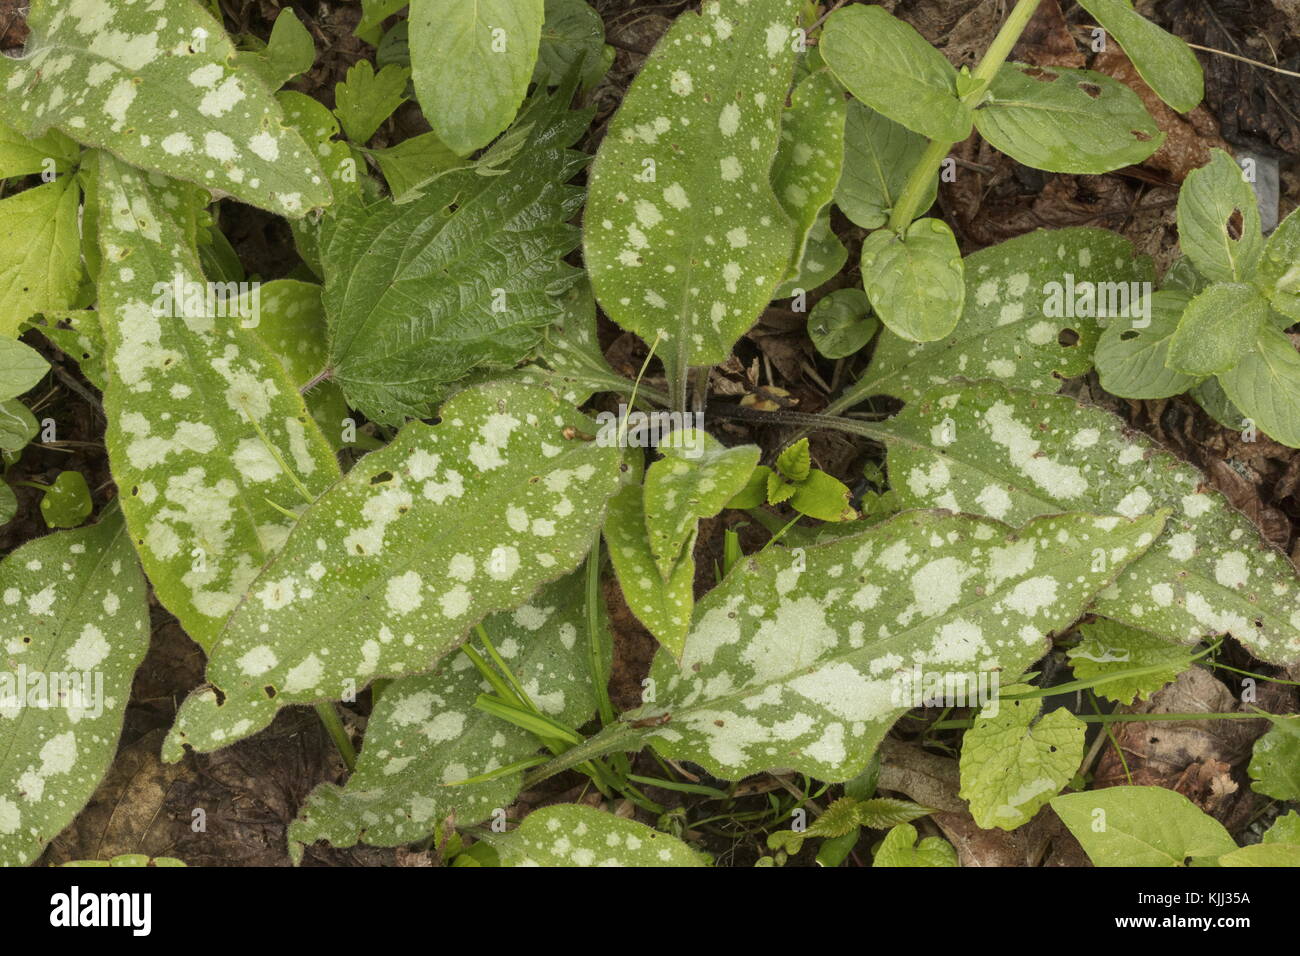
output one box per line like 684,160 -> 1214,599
1259,207 -> 1300,323
1094,289 -> 1202,399
584,0 -> 801,399
771,69 -> 846,279
0,0 -> 330,218
1067,618 -> 1193,705
877,381 -> 1300,665
289,572 -> 609,856
1176,150 -> 1263,284
974,64 -> 1162,174
627,509 -> 1165,782
1076,0 -> 1203,113
1218,322 -> 1300,449
873,823 -> 957,867
820,5 -> 970,143
96,155 -> 340,650
850,228 -> 1153,405
959,687 -> 1085,831
775,211 -> 847,299
1165,283 -> 1269,377
164,382 -> 623,759
321,82 -> 589,425
409,0 -> 544,156
835,102 -> 936,231
860,218 -> 964,343
1248,720 -> 1300,801
1051,787 -> 1237,866
488,804 -> 710,866
0,513 -> 150,866
0,178 -> 83,337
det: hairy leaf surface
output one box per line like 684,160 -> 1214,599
1166,283 -> 1268,376
1218,323 -> 1300,449
873,823 -> 957,867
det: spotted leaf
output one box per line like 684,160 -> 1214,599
489,804 -> 709,867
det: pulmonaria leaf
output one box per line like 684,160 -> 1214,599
958,686 -> 1085,831
333,60 -> 411,145
1076,0 -> 1203,113
860,218 -> 965,343
1051,786 -> 1237,866
0,337 -> 49,401
878,382 -> 1300,665
1165,283 -> 1269,376
96,154 -> 340,651
584,0 -> 801,399
627,509 -> 1165,782
408,0 -> 544,156
771,69 -> 846,280
975,64 -> 1163,174
872,823 -> 957,867
1176,150 -> 1263,284
854,228 -> 1153,405
289,571 -> 608,856
820,5 -> 970,143
0,178 -> 83,337
164,382 -> 624,759
1258,207 -> 1300,322
1217,323 -> 1300,449
1094,289 -> 1203,399
834,102 -> 936,231
489,804 -> 710,866
0,0 -> 331,218
0,513 -> 150,866
1247,719 -> 1300,801
1068,618 -> 1194,704
321,82 -> 590,425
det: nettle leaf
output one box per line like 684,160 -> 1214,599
1218,323 -> 1300,449
0,338 -> 48,401
0,120 -> 79,180
490,805 -> 709,866
809,288 -> 878,360
1248,720 -> 1300,801
0,513 -> 150,866
1258,207 -> 1300,322
1068,618 -> 1193,704
820,5 -> 970,143
1051,787 -> 1237,866
0,178 -> 83,337
0,0 -> 331,218
535,0 -> 609,91
334,61 -> 411,144
584,0 -> 801,396
1176,150 -> 1263,284
628,509 -> 1164,782
860,218 -> 964,343
771,69 -> 846,279
290,571 -> 607,855
835,102 -> 936,231
164,382 -> 623,759
96,155 -> 340,650
878,382 -> 1300,665
1076,0 -> 1203,113
408,0 -> 545,156
1166,282 -> 1269,376
873,823 -> 957,867
775,211 -> 847,299
959,687 -> 1085,830
322,83 -> 589,425
858,228 -> 1152,403
974,64 -> 1162,174
1094,289 -> 1202,399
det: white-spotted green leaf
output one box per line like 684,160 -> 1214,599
0,178 -> 83,337
164,382 -> 623,759
820,5 -> 970,143
959,686 -> 1085,830
0,513 -> 150,866
1076,0 -> 1203,113
775,211 -> 847,299
628,509 -> 1165,782
974,64 -> 1162,174
408,0 -> 544,156
0,0 -> 331,219
1218,323 -> 1300,449
604,484 -> 697,659
289,571 -> 609,856
873,823 -> 957,867
860,218 -> 964,343
96,155 -> 340,651
834,102 -> 936,231
1248,719 -> 1300,801
1051,787 -> 1237,866
1176,150 -> 1263,284
490,805 -> 709,867
1068,618 -> 1193,704
809,288 -> 878,360
584,0 -> 801,399
852,228 -> 1153,404
1259,207 -> 1300,323
322,82 -> 589,425
334,61 -> 411,144
1094,289 -> 1203,398
535,0 -> 609,91
0,120 -> 79,180
1166,282 -> 1269,376
771,70 -> 846,279
0,337 -> 48,401
877,381 -> 1300,665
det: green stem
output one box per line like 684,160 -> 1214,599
315,701 -> 356,772
586,542 -> 615,727
930,711 -> 1292,730
521,722 -> 642,789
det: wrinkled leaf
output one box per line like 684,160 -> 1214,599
0,178 -> 83,337
1068,618 -> 1193,704
860,218 -> 964,343
873,823 -> 957,867
1258,206 -> 1300,322
1218,323 -> 1300,449
1166,283 -> 1268,376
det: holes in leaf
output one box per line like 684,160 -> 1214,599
1119,329 -> 1139,341
1058,328 -> 1080,347
1227,209 -> 1244,241
1131,129 -> 1152,142
369,470 -> 394,485
1078,82 -> 1102,99
263,685 -> 278,699
1023,67 -> 1058,82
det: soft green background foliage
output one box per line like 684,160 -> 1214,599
1068,619 -> 1193,704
